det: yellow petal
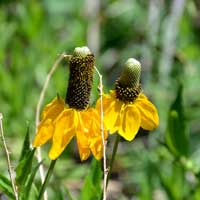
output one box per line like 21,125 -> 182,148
41,97 -> 65,120
90,137 -> 103,160
102,93 -> 123,134
76,130 -> 91,161
118,105 -> 141,141
75,111 -> 91,161
77,141 -> 91,161
88,112 -> 107,160
77,139 -> 91,161
76,108 -> 107,161
49,109 -> 75,160
135,94 -> 159,130
33,97 -> 65,147
33,119 -> 54,147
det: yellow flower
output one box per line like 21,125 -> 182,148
33,46 -> 107,161
97,58 -> 159,141
98,91 -> 159,141
33,96 -> 107,161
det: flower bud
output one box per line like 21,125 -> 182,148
115,58 -> 141,103
119,58 -> 141,88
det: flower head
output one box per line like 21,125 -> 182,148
97,58 -> 159,141
33,47 -> 107,161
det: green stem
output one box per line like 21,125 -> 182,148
106,134 -> 120,188
38,159 -> 57,200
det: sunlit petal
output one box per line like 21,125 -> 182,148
90,137 -> 103,160
103,94 -> 123,134
33,119 -> 54,147
135,94 -> 159,130
77,142 -> 91,161
33,97 -> 65,147
118,105 -> 141,141
49,109 -> 75,160
76,130 -> 91,161
41,97 -> 65,120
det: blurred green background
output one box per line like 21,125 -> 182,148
0,0 -> 200,199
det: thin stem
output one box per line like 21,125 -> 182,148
106,134 -> 120,188
35,53 -> 66,200
0,113 -> 19,200
38,159 -> 57,200
94,66 -> 108,200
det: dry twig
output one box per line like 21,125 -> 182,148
94,66 -> 108,200
0,113 -> 19,200
35,53 -> 66,200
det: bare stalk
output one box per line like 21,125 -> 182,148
94,66 -> 108,200
0,113 -> 18,200
35,53 -> 66,200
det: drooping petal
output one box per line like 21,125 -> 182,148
33,119 -> 54,147
75,111 -> 92,161
76,130 -> 91,161
90,137 -> 103,160
77,141 -> 91,161
41,97 -> 65,120
135,93 -> 159,130
118,105 -> 141,141
89,112 -> 107,160
33,97 -> 65,147
49,109 -> 75,160
100,92 -> 123,134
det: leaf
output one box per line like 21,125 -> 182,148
15,148 -> 36,188
19,126 -> 31,161
165,84 -> 189,157
20,161 -> 42,200
80,159 -> 102,200
0,174 -> 15,199
158,162 -> 185,200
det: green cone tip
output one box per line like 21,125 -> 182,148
119,58 -> 141,88
73,46 -> 91,57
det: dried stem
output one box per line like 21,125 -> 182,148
94,66 -> 108,200
0,113 -> 19,200
35,53 -> 66,200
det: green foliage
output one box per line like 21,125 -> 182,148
165,85 -> 189,157
15,129 -> 38,199
20,161 -> 41,200
19,126 -> 31,161
158,163 -> 186,200
80,159 -> 102,200
0,0 -> 200,199
15,136 -> 35,187
0,174 -> 15,199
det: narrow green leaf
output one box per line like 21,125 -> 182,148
15,148 -> 36,188
80,176 -> 96,200
80,159 -> 102,200
90,159 -> 102,192
19,126 -> 31,161
20,161 -> 42,200
165,84 -> 189,157
0,174 -> 15,199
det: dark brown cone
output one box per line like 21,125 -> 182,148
65,54 -> 95,110
115,79 -> 141,103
